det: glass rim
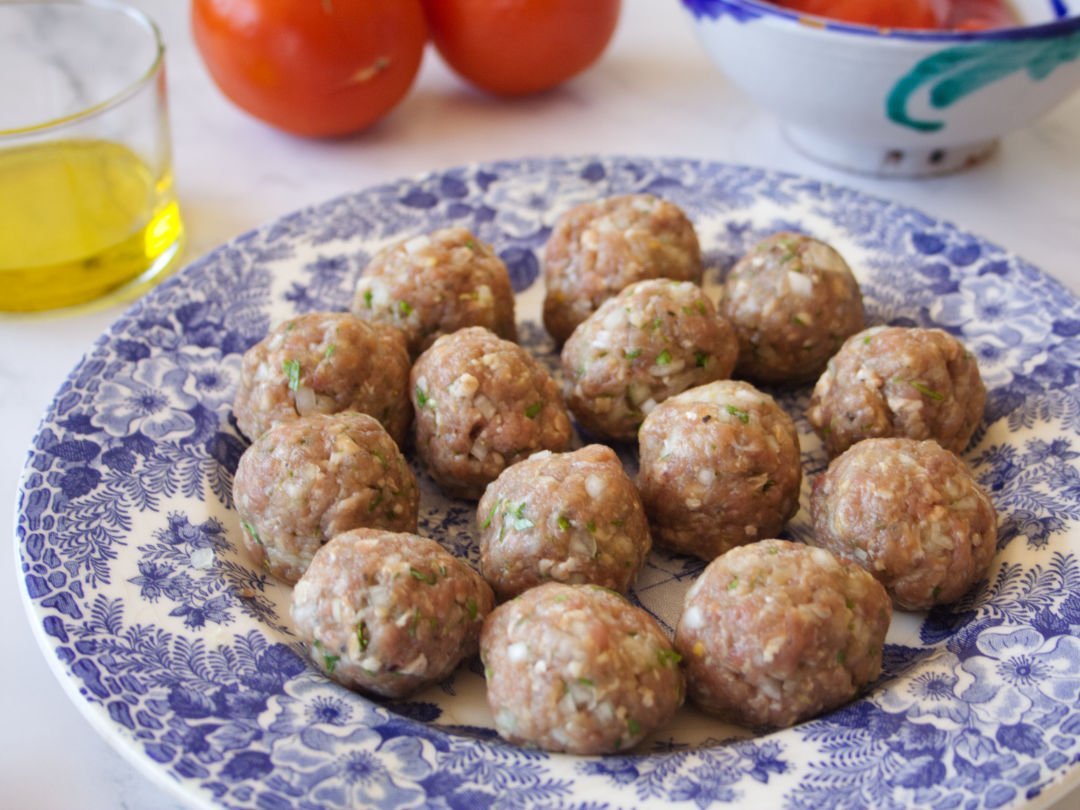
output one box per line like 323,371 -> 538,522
0,0 -> 165,139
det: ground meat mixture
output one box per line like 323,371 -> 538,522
637,380 -> 802,560
411,327 -> 573,500
233,412 -> 419,584
561,279 -> 738,440
232,311 -> 412,446
542,194 -> 703,343
480,582 -> 684,754
721,232 -> 864,384
476,445 -> 651,600
810,437 -> 998,610
675,539 -> 891,729
292,529 -> 494,698
807,326 -> 985,457
351,227 -> 517,357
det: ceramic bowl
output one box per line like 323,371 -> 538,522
682,0 -> 1080,176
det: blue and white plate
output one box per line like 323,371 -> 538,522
16,156 -> 1080,810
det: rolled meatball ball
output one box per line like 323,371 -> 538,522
561,279 -> 738,440
481,582 -> 684,754
351,227 -> 517,357
233,311 -> 411,445
810,437 -> 997,610
411,327 -> 573,500
807,326 -> 985,457
721,232 -> 865,384
675,539 -> 891,729
476,445 -> 651,600
292,529 -> 495,698
233,412 -> 419,584
637,380 -> 802,561
543,194 -> 703,343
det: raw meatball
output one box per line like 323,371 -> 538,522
411,327 -> 573,500
810,437 -> 997,610
675,539 -> 891,729
233,311 -> 411,445
807,326 -> 985,457
543,194 -> 703,343
721,232 -> 865,384
476,445 -> 651,600
637,380 -> 802,561
480,582 -> 684,754
561,279 -> 738,440
233,412 -> 419,584
292,529 -> 495,698
351,227 -> 517,357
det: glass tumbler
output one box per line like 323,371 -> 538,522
0,0 -> 184,313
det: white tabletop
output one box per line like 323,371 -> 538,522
3,1 -> 1079,808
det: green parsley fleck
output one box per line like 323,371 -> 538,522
241,520 -> 263,546
657,649 -> 683,667
611,519 -> 625,528
586,520 -> 597,533
371,448 -> 387,468
863,335 -> 872,345
467,597 -> 479,621
415,385 -> 429,408
625,348 -> 643,361
362,289 -> 373,309
465,238 -> 478,250
836,649 -> 847,665
727,576 -> 739,591
356,621 -> 369,651
557,515 -> 571,531
525,401 -> 544,419
313,640 -> 339,674
283,359 -> 301,391
694,351 -> 709,368
368,489 -> 384,512
481,498 -> 502,530
726,405 -> 750,424
627,718 -> 641,736
910,380 -> 946,401
510,502 -> 534,531
410,566 -> 437,585
398,300 -> 413,316
578,678 -> 595,687
657,349 -> 672,365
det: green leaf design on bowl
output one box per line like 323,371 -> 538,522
887,32 -> 1080,133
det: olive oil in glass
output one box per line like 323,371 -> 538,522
0,138 -> 182,312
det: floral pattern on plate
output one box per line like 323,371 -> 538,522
16,156 -> 1080,809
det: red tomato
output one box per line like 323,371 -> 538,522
420,0 -> 621,97
776,0 -> 941,29
192,0 -> 427,137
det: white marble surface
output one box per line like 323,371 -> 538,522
3,1 -> 1079,808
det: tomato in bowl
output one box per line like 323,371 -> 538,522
682,0 -> 1080,176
